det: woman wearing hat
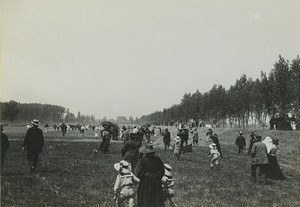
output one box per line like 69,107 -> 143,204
136,144 -> 165,207
262,137 -> 285,180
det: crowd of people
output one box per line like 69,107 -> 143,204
0,119 -> 287,207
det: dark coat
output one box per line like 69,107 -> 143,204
251,142 -> 269,165
136,154 -> 165,207
122,139 -> 140,163
23,126 -> 44,153
162,131 -> 171,144
235,135 -> 246,147
211,135 -> 222,157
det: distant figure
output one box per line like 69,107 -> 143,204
208,143 -> 221,169
133,125 -> 139,134
235,131 -> 246,154
162,164 -> 178,207
162,129 -> 171,150
248,132 -> 256,155
173,136 -> 182,160
113,160 -> 140,207
250,135 -> 269,184
44,123 -> 49,132
95,125 -> 111,153
22,119 -> 44,173
61,123 -> 67,137
211,133 -> 223,158
136,144 -> 165,207
1,124 -> 10,172
192,128 -> 199,146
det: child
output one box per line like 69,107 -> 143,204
173,136 -> 182,160
113,160 -> 140,207
162,164 -> 178,207
208,143 -> 222,169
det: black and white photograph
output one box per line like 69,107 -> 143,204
1,1 -> 300,206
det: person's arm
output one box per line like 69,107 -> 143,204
131,172 -> 140,183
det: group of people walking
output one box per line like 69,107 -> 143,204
0,120 -> 287,207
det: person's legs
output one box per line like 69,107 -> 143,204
251,164 -> 257,182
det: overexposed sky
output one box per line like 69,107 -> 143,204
1,0 -> 299,119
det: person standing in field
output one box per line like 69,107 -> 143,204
121,133 -> 141,172
250,135 -> 269,184
22,119 -> 44,173
208,143 -> 221,169
162,128 -> 171,150
95,125 -> 111,153
113,160 -> 140,207
248,132 -> 256,155
61,122 -> 67,137
211,133 -> 223,158
1,124 -> 10,173
235,131 -> 246,154
173,136 -> 182,160
192,128 -> 199,146
136,144 -> 165,207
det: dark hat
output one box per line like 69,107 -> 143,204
122,126 -> 127,130
139,144 -> 155,154
213,133 -> 218,137
31,119 -> 39,126
239,131 -> 243,135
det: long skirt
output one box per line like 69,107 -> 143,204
267,155 -> 285,180
137,177 -> 165,207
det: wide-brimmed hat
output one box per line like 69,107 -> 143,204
114,160 -> 130,173
164,169 -> 173,177
139,144 -> 155,154
174,136 -> 181,142
31,119 -> 39,126
164,163 -> 172,171
209,143 -> 216,149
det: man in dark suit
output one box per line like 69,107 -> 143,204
162,128 -> 171,150
250,135 -> 269,184
23,119 -> 44,173
235,131 -> 246,154
211,133 -> 223,158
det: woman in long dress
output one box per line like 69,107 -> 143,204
136,144 -> 165,207
263,137 -> 285,180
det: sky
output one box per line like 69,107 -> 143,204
1,0 -> 300,119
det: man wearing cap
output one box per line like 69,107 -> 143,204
22,119 -> 44,173
1,124 -> 10,172
136,144 -> 165,207
235,131 -> 246,154
250,135 -> 269,184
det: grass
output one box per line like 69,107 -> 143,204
1,126 -> 300,207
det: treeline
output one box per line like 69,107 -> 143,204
0,101 -> 96,124
137,55 -> 300,128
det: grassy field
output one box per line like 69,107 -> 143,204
1,126 -> 300,207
